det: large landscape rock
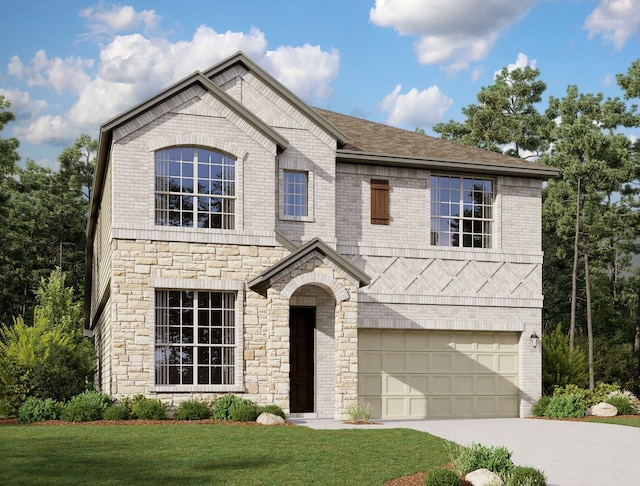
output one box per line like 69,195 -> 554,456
587,402 -> 617,417
256,412 -> 286,425
465,468 -> 504,486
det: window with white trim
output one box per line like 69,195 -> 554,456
155,290 -> 236,386
283,170 -> 308,217
155,147 -> 235,229
430,175 -> 493,248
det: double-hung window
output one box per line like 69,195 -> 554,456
282,170 -> 308,217
155,147 -> 235,229
430,175 -> 493,248
155,290 -> 236,386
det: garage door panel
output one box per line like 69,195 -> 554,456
408,375 -> 429,394
498,354 -> 517,373
431,375 -> 452,394
359,352 -> 383,372
453,375 -> 475,394
358,329 -> 519,419
407,352 -> 428,370
359,374 -> 382,395
430,353 -> 452,372
476,353 -> 496,371
385,374 -> 408,394
383,353 -> 407,372
452,353 -> 475,372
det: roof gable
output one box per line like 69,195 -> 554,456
248,237 -> 370,296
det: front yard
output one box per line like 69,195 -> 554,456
0,422 -> 450,485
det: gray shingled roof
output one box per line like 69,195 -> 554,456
313,108 -> 559,179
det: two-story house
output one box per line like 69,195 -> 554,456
85,52 -> 558,420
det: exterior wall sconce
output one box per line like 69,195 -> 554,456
530,332 -> 540,348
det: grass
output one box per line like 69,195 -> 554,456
0,422 -> 450,485
585,416 -> 640,428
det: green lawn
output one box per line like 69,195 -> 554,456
585,416 -> 640,427
0,423 -> 450,485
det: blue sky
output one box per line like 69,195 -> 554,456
2,0 -> 640,168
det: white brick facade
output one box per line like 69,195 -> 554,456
86,53 -> 553,420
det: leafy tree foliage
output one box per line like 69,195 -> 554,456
433,66 -> 549,157
0,134 -> 96,326
0,270 -> 95,415
542,324 -> 588,395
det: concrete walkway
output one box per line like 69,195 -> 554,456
291,418 -> 640,486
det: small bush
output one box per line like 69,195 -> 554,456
61,390 -> 113,422
531,396 -> 551,417
605,395 -> 637,415
174,400 -> 211,420
544,394 -> 587,419
452,443 -> 514,477
260,404 -> 286,419
424,468 -> 461,486
212,395 -> 243,420
130,396 -> 166,420
103,404 -> 131,420
18,397 -> 62,423
505,466 -> 547,486
229,401 -> 261,422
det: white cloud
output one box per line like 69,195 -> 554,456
506,53 -> 537,72
378,84 -> 453,128
6,7 -> 340,146
370,0 -> 538,73
585,0 -> 640,50
0,88 -> 48,120
7,50 -> 93,95
264,45 -> 340,100
80,4 -> 161,35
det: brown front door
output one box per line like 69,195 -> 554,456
290,307 -> 315,413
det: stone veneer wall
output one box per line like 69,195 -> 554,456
107,238 -> 360,419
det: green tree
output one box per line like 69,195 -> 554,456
0,270 -> 95,415
540,85 -> 637,389
433,66 -> 548,156
542,324 -> 588,395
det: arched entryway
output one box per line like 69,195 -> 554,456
288,282 -> 338,417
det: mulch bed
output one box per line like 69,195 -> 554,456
0,418 -> 294,426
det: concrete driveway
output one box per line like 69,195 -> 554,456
291,418 -> 640,486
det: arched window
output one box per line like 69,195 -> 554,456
155,147 -> 235,229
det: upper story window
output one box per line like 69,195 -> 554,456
155,147 -> 235,230
430,175 -> 493,248
283,170 -> 308,217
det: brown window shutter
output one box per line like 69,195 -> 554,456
371,179 -> 390,225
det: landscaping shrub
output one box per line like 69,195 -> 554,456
130,396 -> 166,420
605,394 -> 637,415
61,390 -> 113,422
174,400 -> 211,420
212,395 -> 244,420
260,404 -> 286,419
531,396 -> 551,417
229,400 -> 261,422
424,468 -> 461,486
504,466 -> 547,486
553,382 -> 621,407
544,394 -> 587,419
452,443 -> 514,477
103,404 -> 131,420
18,397 -> 62,423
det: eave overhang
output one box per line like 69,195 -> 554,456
336,150 -> 561,180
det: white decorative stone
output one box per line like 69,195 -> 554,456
465,468 -> 504,486
256,412 -> 286,425
587,402 -> 617,417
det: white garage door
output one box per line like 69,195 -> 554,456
358,329 -> 519,419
